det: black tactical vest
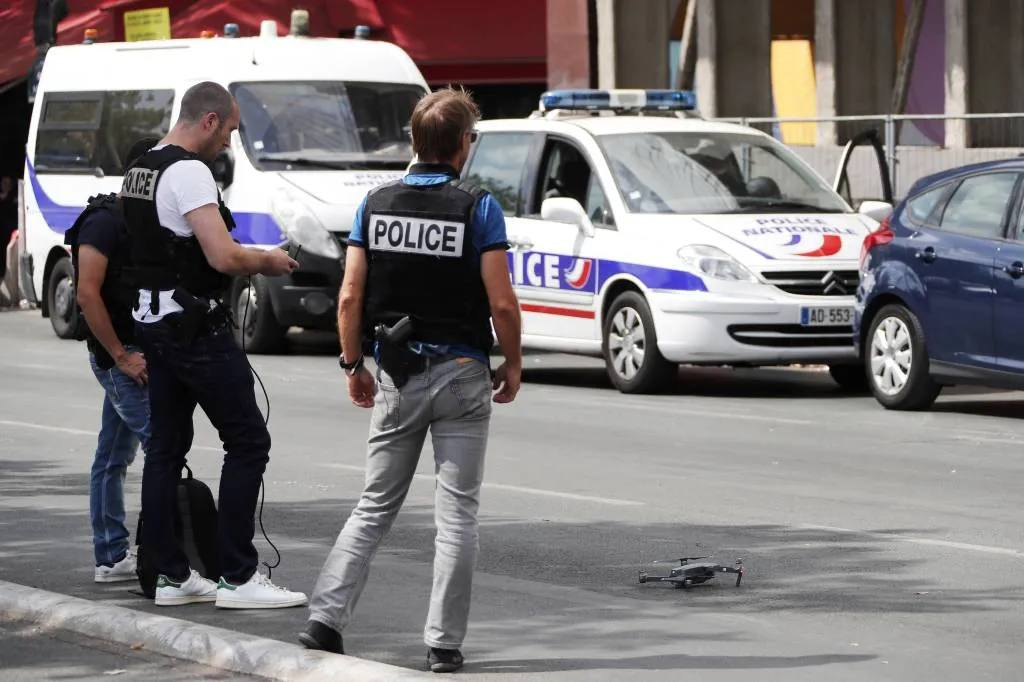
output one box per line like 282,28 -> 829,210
64,193 -> 137,369
119,144 -> 235,305
361,174 -> 493,353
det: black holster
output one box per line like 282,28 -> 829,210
168,288 -> 229,344
374,316 -> 425,389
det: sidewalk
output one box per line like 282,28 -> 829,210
0,580 -> 429,681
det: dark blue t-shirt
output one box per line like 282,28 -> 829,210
348,170 -> 509,365
78,209 -> 122,261
75,207 -> 130,368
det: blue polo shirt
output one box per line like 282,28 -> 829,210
348,163 -> 510,365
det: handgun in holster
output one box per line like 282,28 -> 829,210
169,288 -> 215,344
373,316 -> 421,389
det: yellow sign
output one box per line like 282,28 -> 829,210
124,8 -> 172,42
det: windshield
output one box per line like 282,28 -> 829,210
230,80 -> 425,171
596,131 -> 851,214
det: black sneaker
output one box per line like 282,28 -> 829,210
297,620 -> 344,655
427,647 -> 464,673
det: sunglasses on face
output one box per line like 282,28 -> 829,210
468,130 -> 478,143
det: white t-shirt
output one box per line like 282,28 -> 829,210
132,145 -> 221,324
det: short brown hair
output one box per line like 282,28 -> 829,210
410,86 -> 480,163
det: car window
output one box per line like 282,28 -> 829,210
584,176 -> 615,227
904,184 -> 947,225
463,132 -> 535,215
938,172 -> 1020,239
596,131 -> 850,215
534,139 -> 592,211
34,89 -> 174,176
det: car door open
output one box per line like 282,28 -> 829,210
833,128 -> 894,222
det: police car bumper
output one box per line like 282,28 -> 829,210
647,290 -> 858,365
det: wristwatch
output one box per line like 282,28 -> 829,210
338,353 -> 364,376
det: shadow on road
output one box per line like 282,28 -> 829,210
1,458 -> 1019,676
520,364 -> 859,401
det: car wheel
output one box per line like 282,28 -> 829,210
231,275 -> 287,354
47,257 -> 86,340
865,303 -> 941,410
602,290 -> 675,394
828,363 -> 870,393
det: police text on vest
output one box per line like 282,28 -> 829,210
369,214 -> 465,258
121,168 -> 158,201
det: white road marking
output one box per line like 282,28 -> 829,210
0,420 -> 223,453
325,463 -> 645,506
798,524 -> 1024,558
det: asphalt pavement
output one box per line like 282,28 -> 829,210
1,308 -> 1023,681
0,616 -> 252,681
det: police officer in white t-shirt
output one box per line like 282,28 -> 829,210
121,81 -> 306,610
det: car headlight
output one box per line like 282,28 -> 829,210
270,187 -> 342,259
677,244 -> 759,282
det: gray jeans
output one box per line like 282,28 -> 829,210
309,355 -> 493,649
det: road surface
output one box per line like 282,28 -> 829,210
1,309 -> 1022,680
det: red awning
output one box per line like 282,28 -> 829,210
0,0 -> 545,88
373,0 -> 547,84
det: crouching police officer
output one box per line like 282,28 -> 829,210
301,86 -> 523,673
66,136 -> 161,583
122,81 -> 306,609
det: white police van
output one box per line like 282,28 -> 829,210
461,89 -> 895,393
21,22 -> 429,352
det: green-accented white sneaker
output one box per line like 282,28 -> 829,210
154,570 -> 218,606
215,571 -> 307,609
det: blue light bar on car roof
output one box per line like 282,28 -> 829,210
539,89 -> 697,112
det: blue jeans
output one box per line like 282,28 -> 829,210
134,318 -> 270,584
89,346 -> 150,566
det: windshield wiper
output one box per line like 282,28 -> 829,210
729,199 -> 844,213
256,154 -> 410,171
256,155 -> 355,170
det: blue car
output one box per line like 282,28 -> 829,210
854,157 -> 1024,410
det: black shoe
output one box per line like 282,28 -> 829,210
427,647 -> 464,673
298,620 -> 344,655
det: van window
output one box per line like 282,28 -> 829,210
34,90 -> 174,176
231,81 -> 425,171
464,132 -> 536,215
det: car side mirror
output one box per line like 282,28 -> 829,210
211,150 -> 234,189
541,197 -> 596,237
858,200 -> 892,222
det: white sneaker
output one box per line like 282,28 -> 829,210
95,549 -> 137,583
154,570 -> 218,606
215,571 -> 308,609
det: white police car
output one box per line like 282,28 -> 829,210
460,89 -> 894,394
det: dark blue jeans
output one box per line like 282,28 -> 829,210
134,318 -> 271,584
89,345 -> 150,566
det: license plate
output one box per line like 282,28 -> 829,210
800,306 -> 852,326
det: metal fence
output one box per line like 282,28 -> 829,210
711,113 -> 1024,204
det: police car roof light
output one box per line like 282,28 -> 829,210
224,23 -> 240,38
539,89 -> 697,112
259,20 -> 278,37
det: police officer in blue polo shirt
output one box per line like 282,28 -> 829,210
300,86 -> 523,673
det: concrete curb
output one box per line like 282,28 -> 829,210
0,580 -> 429,681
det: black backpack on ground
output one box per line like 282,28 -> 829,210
136,464 -> 220,598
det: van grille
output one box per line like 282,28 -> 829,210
759,270 -> 859,296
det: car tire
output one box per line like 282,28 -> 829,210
601,290 -> 675,394
865,303 -> 941,410
47,257 -> 86,340
231,275 -> 287,354
828,363 -> 870,393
